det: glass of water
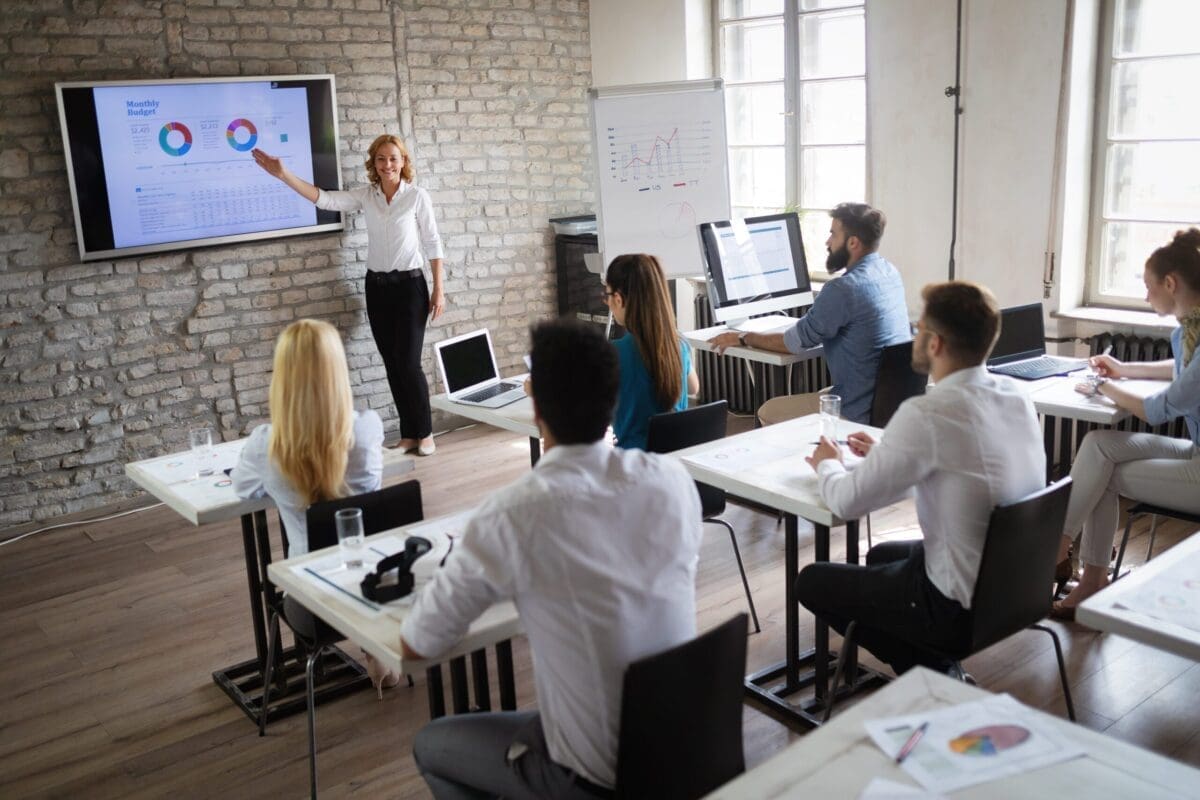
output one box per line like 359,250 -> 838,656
189,427 -> 214,478
819,394 -> 842,443
336,508 -> 365,569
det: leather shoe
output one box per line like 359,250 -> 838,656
1049,601 -> 1077,622
417,438 -> 436,456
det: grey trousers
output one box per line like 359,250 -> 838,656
412,711 -> 612,800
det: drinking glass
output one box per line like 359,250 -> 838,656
336,508 -> 365,569
819,394 -> 842,443
189,427 -> 214,478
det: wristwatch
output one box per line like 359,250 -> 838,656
1086,376 -> 1108,396
737,332 -> 748,347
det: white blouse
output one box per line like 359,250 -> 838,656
315,182 -> 444,273
231,410 -> 384,556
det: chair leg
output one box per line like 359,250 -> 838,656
1031,623 -> 1076,722
822,621 -> 857,724
1146,515 -> 1159,561
306,649 -> 320,800
710,518 -> 760,634
260,611 -> 281,736
1112,512 -> 1142,581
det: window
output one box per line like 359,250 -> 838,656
1088,0 -> 1200,307
716,0 -> 866,274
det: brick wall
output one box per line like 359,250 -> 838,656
0,0 -> 593,527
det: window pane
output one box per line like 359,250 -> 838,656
1115,0 -> 1200,58
729,147 -> 786,208
800,145 -> 865,209
800,9 -> 865,79
801,78 -> 865,144
799,210 -> 831,275
801,0 -> 864,10
721,20 -> 785,82
732,205 -> 784,220
1098,220 -> 1182,299
726,84 -> 785,146
1110,56 -> 1200,139
719,0 -> 783,18
1103,141 -> 1200,221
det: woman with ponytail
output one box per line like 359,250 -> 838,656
1051,228 -> 1200,619
603,254 -> 700,450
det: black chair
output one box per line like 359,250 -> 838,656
260,479 -> 424,799
864,340 -> 927,548
647,401 -> 760,633
614,614 -> 748,799
824,479 -> 1077,723
1112,502 -> 1200,581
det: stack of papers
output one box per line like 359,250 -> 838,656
864,694 -> 1084,793
1114,557 -> 1200,633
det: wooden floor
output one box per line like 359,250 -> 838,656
2,418 -> 1199,798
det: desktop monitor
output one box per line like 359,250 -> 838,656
699,212 -> 813,331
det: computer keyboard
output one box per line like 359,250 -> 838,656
990,356 -> 1085,381
462,382 -> 520,403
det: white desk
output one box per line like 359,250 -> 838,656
674,413 -> 887,727
1078,532 -> 1200,662
430,392 -> 541,465
707,667 -> 1200,799
683,321 -> 823,368
268,515 -> 524,716
124,439 -> 414,724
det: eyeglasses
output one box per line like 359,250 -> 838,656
602,289 -> 618,301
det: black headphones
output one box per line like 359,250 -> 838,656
360,536 -> 432,603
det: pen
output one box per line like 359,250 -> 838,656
895,721 -> 929,764
808,439 -> 848,445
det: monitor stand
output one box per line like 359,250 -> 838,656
728,314 -> 795,333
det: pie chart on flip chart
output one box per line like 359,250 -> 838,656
947,725 -> 1031,756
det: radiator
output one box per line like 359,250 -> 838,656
693,291 -> 829,414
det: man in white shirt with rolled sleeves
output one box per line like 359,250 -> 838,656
402,319 -> 703,800
799,281 -> 1045,675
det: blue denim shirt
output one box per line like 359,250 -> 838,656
783,252 -> 910,423
1143,325 -> 1200,446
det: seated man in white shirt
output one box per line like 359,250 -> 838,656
401,318 -> 703,800
799,281 -> 1045,674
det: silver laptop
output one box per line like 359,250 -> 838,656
434,329 -> 526,408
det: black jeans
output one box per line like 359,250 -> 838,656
413,711 -> 613,800
365,270 -> 432,440
796,540 -> 972,674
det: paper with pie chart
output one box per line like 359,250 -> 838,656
92,81 -> 316,248
864,694 -> 1085,793
1115,558 -> 1200,633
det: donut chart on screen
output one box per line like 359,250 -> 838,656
225,118 -> 258,151
158,122 -> 193,156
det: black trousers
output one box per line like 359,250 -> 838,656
796,540 -> 972,675
365,270 -> 432,440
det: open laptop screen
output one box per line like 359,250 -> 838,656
989,303 -> 1046,366
440,332 -> 498,393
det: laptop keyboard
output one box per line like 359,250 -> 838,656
461,381 -> 520,403
991,356 -> 1085,380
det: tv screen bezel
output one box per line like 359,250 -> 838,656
55,74 -> 346,263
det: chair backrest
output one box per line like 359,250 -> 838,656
614,614 -> 748,799
869,341 -> 927,428
305,480 -> 424,552
968,478 -> 1072,653
645,401 -> 728,519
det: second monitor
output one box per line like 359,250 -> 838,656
698,212 -> 813,332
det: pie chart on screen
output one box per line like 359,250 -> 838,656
158,121 -> 193,156
226,118 -> 258,151
948,725 -> 1030,756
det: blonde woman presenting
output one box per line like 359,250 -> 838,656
253,134 -> 444,456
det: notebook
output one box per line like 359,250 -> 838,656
433,329 -> 526,408
987,303 -> 1085,381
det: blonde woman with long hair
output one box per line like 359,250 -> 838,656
253,134 -> 444,456
603,254 -> 699,449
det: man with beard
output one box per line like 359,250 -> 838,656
709,202 -> 910,424
795,281 -> 1044,675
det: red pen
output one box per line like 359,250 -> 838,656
895,721 -> 929,764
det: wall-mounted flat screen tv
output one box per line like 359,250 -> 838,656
56,74 -> 345,262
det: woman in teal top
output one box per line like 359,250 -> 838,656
604,254 -> 700,450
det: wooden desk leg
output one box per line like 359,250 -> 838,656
784,513 -> 800,688
470,649 -> 491,711
812,521 -> 830,701
426,665 -> 446,718
496,640 -> 517,710
449,657 -> 470,714
528,436 -> 541,467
